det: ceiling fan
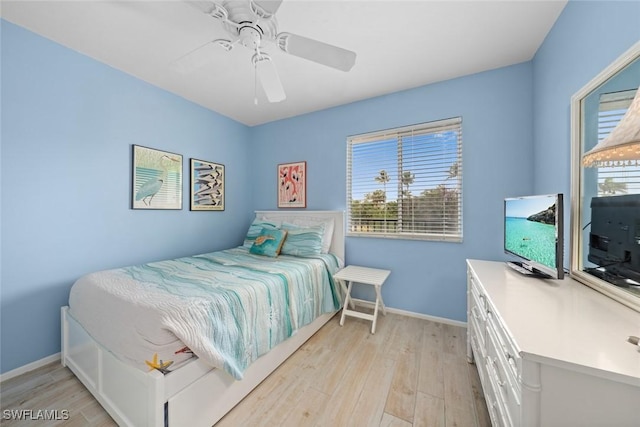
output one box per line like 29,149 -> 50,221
179,0 -> 357,103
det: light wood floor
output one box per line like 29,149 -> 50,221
0,313 -> 490,427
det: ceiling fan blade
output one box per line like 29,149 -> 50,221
184,0 -> 228,20
170,39 -> 234,73
254,55 -> 286,103
251,0 -> 283,18
276,32 -> 356,72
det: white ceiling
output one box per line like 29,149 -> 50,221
1,0 -> 567,126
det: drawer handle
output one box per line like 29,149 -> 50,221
502,345 -> 516,364
507,354 -> 517,370
491,358 -> 507,387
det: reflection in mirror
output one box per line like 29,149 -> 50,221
571,42 -> 640,312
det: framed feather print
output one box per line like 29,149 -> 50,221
190,159 -> 225,211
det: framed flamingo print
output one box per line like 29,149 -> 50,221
278,161 -> 306,208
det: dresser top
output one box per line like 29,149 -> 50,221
467,259 -> 640,386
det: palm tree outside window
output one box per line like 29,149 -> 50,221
346,117 -> 463,242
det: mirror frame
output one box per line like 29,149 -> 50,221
570,40 -> 640,313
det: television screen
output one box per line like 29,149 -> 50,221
588,194 -> 640,286
504,194 -> 564,279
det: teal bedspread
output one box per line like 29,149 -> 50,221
70,247 -> 341,380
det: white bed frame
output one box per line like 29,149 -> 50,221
61,210 -> 345,427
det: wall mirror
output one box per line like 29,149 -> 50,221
570,41 -> 640,313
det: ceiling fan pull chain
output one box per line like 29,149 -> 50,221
254,55 -> 259,105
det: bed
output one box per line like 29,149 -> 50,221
61,210 -> 345,427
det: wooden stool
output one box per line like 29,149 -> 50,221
333,265 -> 390,334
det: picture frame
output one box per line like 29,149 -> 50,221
278,161 -> 306,208
132,145 -> 183,210
190,158 -> 225,211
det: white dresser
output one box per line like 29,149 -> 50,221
466,259 -> 640,427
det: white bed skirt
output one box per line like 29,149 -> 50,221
61,306 -> 336,427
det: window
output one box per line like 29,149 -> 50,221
347,117 -> 463,241
597,89 -> 640,196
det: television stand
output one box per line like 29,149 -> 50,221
506,261 -> 551,278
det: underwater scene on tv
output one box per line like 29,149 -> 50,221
505,199 -> 557,269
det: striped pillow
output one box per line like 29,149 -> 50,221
280,223 -> 325,256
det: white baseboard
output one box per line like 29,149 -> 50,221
386,306 -> 467,328
351,300 -> 467,328
0,352 -> 61,383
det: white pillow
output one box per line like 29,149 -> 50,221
261,216 -> 334,254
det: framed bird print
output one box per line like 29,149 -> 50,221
278,161 -> 306,208
190,158 -> 225,211
132,145 -> 183,210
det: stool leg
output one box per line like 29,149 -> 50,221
338,279 -> 355,309
340,281 -> 353,326
372,294 -> 379,334
375,284 -> 387,316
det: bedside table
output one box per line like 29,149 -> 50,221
333,265 -> 390,334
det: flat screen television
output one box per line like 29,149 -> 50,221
504,194 -> 564,279
588,193 -> 640,287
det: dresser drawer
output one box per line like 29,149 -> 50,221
486,323 -> 521,426
486,303 -> 521,383
468,271 -> 487,358
469,323 -> 486,369
469,306 -> 486,351
482,355 -> 509,427
469,273 -> 487,314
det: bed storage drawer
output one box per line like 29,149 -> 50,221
65,310 -> 101,389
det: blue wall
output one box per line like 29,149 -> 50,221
532,0 -> 640,194
531,0 -> 640,269
0,21 -> 253,373
2,0 -> 639,374
249,63 -> 535,322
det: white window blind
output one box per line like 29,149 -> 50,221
597,90 -> 640,196
347,117 -> 463,242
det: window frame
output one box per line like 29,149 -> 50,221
346,117 -> 463,242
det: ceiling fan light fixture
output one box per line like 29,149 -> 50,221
238,26 -> 262,50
